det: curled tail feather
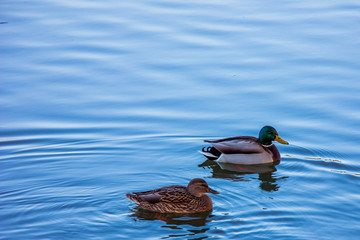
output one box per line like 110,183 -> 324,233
200,146 -> 221,160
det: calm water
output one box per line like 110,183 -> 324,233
1,0 -> 360,239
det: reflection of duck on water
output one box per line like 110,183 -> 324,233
199,159 -> 287,192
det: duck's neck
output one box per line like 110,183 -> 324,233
202,195 -> 213,209
259,137 -> 273,147
261,142 -> 273,147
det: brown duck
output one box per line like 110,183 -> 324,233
126,178 -> 219,214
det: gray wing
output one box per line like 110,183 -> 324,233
133,185 -> 189,204
139,193 -> 162,203
205,136 -> 264,154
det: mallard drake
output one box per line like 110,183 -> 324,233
126,178 -> 219,214
200,126 -> 289,165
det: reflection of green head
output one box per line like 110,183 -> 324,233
258,126 -> 289,146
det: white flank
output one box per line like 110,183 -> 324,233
216,153 -> 273,165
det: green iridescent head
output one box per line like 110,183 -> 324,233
258,126 -> 289,146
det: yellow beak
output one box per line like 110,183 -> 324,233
275,135 -> 289,145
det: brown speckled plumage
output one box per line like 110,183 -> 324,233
126,178 -> 219,214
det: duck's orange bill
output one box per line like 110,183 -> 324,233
208,188 -> 219,194
275,135 -> 289,145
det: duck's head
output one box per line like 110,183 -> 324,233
259,126 -> 289,146
187,178 -> 219,197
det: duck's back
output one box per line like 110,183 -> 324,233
205,136 -> 264,154
126,185 -> 213,213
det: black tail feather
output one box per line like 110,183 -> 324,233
200,146 -> 221,160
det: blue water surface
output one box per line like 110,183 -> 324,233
1,0 -> 360,239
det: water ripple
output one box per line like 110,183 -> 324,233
2,0 -> 360,239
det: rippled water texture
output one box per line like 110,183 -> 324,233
1,0 -> 360,239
